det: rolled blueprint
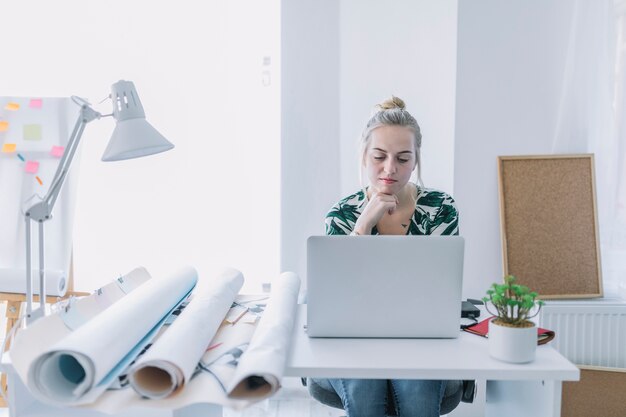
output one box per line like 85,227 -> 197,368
0,268 -> 66,296
27,266 -> 198,406
228,271 -> 300,398
11,267 -> 152,378
128,267 -> 244,399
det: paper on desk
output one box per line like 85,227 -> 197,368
23,266 -> 197,406
128,267 -> 244,399
84,272 -> 300,413
10,268 -> 301,413
227,271 -> 300,399
88,293 -> 263,413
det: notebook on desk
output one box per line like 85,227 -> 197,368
306,235 -> 465,338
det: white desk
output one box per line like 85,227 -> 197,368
2,305 -> 580,417
284,305 -> 580,417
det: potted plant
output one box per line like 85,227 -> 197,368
482,275 -> 544,363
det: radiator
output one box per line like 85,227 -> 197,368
540,299 -> 626,368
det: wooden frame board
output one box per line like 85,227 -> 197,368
562,366 -> 626,417
497,154 -> 602,299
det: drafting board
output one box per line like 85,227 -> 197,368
0,97 -> 80,295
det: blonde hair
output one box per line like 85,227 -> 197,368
359,96 -> 423,190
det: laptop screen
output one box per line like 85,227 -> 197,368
306,235 -> 464,338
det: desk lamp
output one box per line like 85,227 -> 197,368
24,80 -> 174,324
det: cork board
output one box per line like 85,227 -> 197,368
562,366 -> 626,417
498,155 -> 602,299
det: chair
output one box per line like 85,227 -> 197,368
303,377 -> 475,416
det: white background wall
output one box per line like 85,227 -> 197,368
340,0 -> 458,196
281,0 -> 341,291
455,0 -> 577,300
1,0 -> 281,293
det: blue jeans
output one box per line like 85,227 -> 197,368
312,378 -> 445,417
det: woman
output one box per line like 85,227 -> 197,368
314,96 -> 459,417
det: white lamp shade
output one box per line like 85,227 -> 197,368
102,118 -> 174,161
101,80 -> 174,161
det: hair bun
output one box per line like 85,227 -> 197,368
377,95 -> 406,111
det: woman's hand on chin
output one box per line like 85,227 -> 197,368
353,192 -> 398,234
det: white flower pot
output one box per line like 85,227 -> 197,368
488,319 -> 536,363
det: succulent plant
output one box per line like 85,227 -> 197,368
483,275 -> 544,326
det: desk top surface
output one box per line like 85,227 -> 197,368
285,305 -> 580,381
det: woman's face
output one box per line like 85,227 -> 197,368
364,125 -> 417,195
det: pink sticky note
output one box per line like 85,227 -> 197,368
29,98 -> 43,109
25,161 -> 39,174
50,145 -> 65,158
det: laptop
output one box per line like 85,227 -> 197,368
306,235 -> 464,338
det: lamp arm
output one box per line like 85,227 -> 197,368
26,104 -> 101,221
24,102 -> 100,324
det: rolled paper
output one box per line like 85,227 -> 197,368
227,271 -> 301,399
0,268 -> 66,296
9,267 -> 152,381
27,266 -> 198,405
129,267 -> 244,399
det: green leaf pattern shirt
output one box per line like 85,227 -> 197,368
325,185 -> 459,236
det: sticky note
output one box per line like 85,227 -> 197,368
23,124 -> 42,140
5,102 -> 20,111
25,161 -> 39,174
50,145 -> 65,158
2,143 -> 16,153
29,98 -> 43,109
0,121 -> 8,132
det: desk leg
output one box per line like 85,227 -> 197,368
486,380 -> 562,417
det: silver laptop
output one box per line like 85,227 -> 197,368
307,235 -> 464,338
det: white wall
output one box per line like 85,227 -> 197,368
454,0 -> 577,300
1,0 -> 280,292
340,0 -> 458,196
281,0 -> 341,291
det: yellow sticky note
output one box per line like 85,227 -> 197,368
2,143 -> 16,153
5,102 -> 20,111
0,121 -> 8,132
